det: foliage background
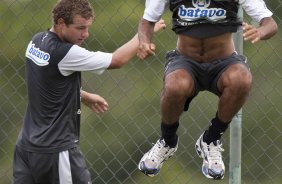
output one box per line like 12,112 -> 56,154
0,0 -> 281,183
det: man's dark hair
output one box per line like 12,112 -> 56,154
52,0 -> 94,25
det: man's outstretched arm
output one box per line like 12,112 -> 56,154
109,19 -> 166,69
243,17 -> 278,43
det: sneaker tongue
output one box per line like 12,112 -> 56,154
159,139 -> 168,147
160,139 -> 166,144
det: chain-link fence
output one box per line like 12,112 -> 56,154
0,0 -> 281,183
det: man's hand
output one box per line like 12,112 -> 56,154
137,19 -> 166,60
81,90 -> 109,113
137,42 -> 156,60
88,94 -> 108,113
242,22 -> 261,44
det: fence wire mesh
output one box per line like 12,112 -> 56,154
0,0 -> 281,184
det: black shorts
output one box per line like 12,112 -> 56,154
13,145 -> 91,184
164,50 -> 249,111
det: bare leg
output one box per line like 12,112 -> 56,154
217,63 -> 252,123
161,69 -> 195,125
203,63 -> 252,143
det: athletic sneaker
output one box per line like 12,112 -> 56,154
138,139 -> 178,177
195,133 -> 225,179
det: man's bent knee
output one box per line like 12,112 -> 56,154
164,70 -> 194,98
220,64 -> 252,93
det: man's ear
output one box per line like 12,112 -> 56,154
57,18 -> 66,27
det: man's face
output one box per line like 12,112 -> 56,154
59,15 -> 93,45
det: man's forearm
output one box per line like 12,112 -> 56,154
138,18 -> 155,44
259,17 -> 278,40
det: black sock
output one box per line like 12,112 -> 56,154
203,114 -> 230,144
161,121 -> 179,148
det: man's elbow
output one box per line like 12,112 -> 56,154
272,20 -> 278,36
261,17 -> 278,39
269,17 -> 278,36
108,58 -> 127,69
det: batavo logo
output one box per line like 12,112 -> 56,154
178,0 -> 226,22
26,41 -> 50,66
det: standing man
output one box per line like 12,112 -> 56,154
137,0 -> 277,180
13,0 -> 165,183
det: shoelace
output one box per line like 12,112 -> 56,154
206,142 -> 224,163
149,140 -> 171,163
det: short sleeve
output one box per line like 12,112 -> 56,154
143,0 -> 169,22
240,0 -> 273,23
58,45 -> 112,76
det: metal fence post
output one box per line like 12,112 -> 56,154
229,6 -> 243,184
